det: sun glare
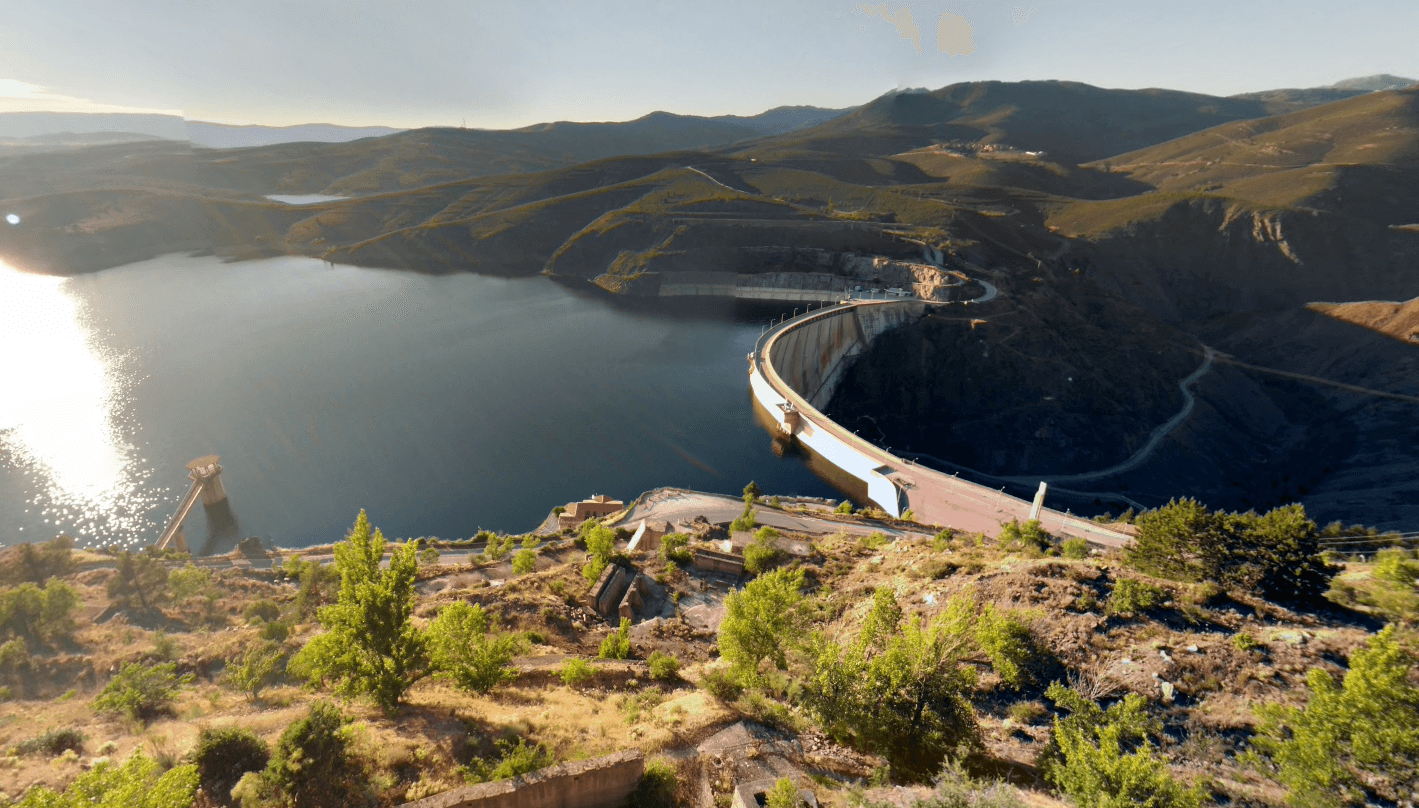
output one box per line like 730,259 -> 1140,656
0,259 -> 155,543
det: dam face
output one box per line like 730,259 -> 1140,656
750,300 -> 1133,546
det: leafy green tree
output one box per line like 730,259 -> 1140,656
803,591 -> 980,775
1040,684 -> 1201,808
17,751 -> 197,808
3,536 -> 76,586
427,601 -> 520,693
581,521 -> 616,583
717,568 -> 804,679
225,641 -> 285,701
92,662 -> 194,724
1126,499 -> 1333,601
289,510 -> 428,713
512,548 -> 537,575
107,550 -> 169,611
599,617 -> 632,660
1249,625 -> 1419,807
0,578 -> 80,643
743,481 -> 762,504
743,526 -> 782,574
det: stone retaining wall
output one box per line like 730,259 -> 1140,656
399,750 -> 644,808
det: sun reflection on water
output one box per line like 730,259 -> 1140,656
0,259 -> 158,546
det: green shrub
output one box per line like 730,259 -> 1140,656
1040,684 -> 1201,808
744,526 -> 782,574
552,506 -> 566,517
599,617 -> 632,660
16,750 -> 198,808
1249,624 -> 1418,806
730,508 -> 759,535
512,548 -> 537,575
461,738 -> 553,784
427,601 -> 520,693
835,501 -> 854,515
698,667 -> 744,701
168,564 -> 214,601
975,605 -> 1038,688
1231,631 -> 1263,653
259,620 -> 291,643
1374,548 -> 1419,587
630,758 -> 678,808
648,651 -> 680,682
856,531 -> 887,551
660,533 -> 691,563
1106,579 -> 1165,617
243,599 -> 281,625
93,662 -> 194,723
418,547 -> 440,566
766,778 -> 802,808
801,591 -> 981,776
1061,538 -> 1090,559
225,641 -> 284,701
1008,701 -> 1047,725
10,727 -> 84,756
246,702 -> 369,808
933,529 -> 956,551
190,726 -> 269,804
561,657 -> 596,687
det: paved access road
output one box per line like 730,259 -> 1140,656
614,488 -> 935,539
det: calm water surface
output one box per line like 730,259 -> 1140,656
0,254 -> 835,552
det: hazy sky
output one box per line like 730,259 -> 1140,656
1,0 -> 1415,129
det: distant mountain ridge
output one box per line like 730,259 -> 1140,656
0,105 -> 851,153
1231,73 -> 1418,114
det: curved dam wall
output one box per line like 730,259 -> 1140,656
750,301 -> 1132,545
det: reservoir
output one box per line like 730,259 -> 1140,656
0,254 -> 837,553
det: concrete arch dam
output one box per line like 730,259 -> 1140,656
748,300 -> 1132,547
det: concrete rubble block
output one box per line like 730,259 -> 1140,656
397,749 -> 644,808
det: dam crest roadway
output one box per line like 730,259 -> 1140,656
747,292 -> 1132,547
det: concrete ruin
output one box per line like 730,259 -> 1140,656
691,548 -> 745,576
584,563 -> 650,622
398,749 -> 644,808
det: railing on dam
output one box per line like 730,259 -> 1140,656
748,300 -> 1133,547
